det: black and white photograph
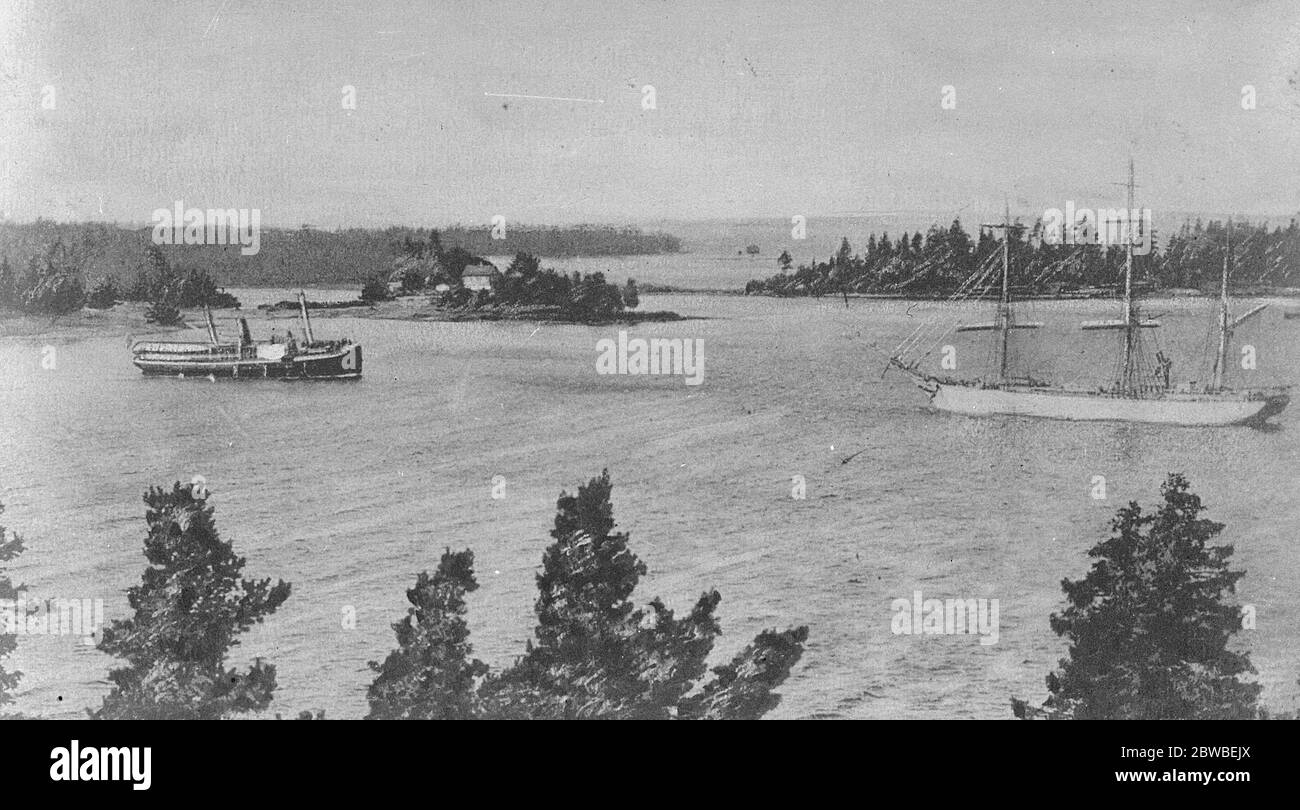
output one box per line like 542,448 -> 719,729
0,0 -> 1295,784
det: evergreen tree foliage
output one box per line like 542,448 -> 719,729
1014,474 -> 1260,720
94,483 -> 291,719
368,471 -> 808,719
0,503 -> 25,718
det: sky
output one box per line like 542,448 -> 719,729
1,0 -> 1298,228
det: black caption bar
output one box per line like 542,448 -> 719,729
6,719 -> 1279,798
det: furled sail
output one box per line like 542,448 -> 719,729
955,321 -> 1043,332
1079,318 -> 1159,330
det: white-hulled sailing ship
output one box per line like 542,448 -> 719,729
888,164 -> 1289,427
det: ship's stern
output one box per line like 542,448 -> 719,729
292,344 -> 362,379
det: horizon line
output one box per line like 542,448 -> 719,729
3,208 -> 1298,232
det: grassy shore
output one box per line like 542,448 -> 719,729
259,294 -> 690,324
0,304 -> 190,341
0,298 -> 691,340
359,300 -> 688,325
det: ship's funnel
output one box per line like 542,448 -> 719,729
298,291 -> 315,344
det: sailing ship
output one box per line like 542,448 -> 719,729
888,163 -> 1289,426
131,292 -> 362,380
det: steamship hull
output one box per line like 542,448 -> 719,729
132,342 -> 362,380
922,380 -> 1288,426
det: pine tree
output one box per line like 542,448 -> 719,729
20,240 -> 85,315
677,626 -> 810,719
366,549 -> 488,719
360,274 -> 393,302
0,257 -> 17,310
94,483 -> 291,719
481,469 -> 807,718
144,299 -> 183,326
0,503 -> 25,718
128,243 -> 173,302
368,471 -> 809,719
878,232 -> 893,260
86,276 -> 120,309
836,237 -> 852,265
1014,474 -> 1260,720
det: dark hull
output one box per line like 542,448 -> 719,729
134,345 -> 362,380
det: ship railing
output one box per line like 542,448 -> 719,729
133,344 -> 241,360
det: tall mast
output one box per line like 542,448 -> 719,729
298,290 -> 315,344
1119,158 -> 1136,395
1213,220 -> 1232,391
998,201 -> 1011,383
203,305 -> 219,345
977,204 -> 1017,384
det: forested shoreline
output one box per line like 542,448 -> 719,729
0,222 -> 673,325
0,221 -> 681,290
746,218 -> 1300,298
5,217 -> 1300,317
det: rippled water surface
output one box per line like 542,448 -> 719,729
2,264 -> 1298,719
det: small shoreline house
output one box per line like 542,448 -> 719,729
460,259 -> 498,291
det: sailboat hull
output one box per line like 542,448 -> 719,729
889,167 -> 1283,429
928,382 -> 1288,426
